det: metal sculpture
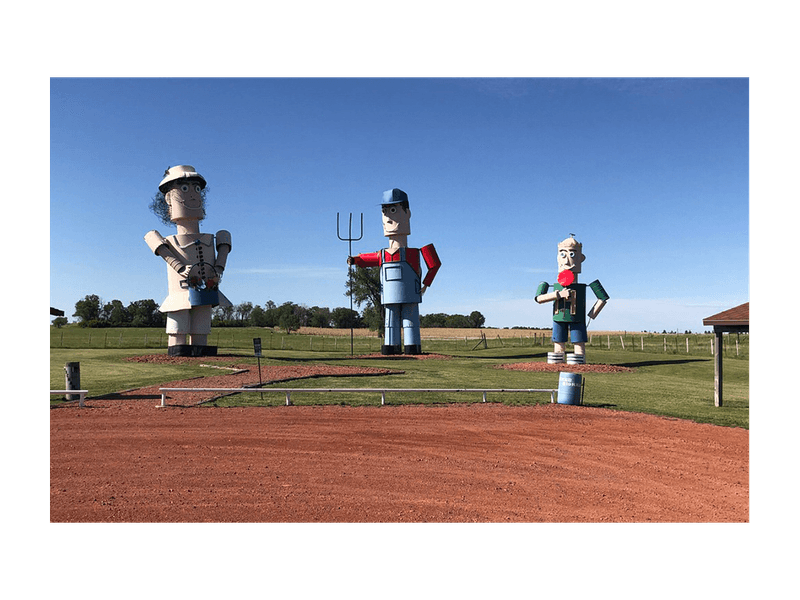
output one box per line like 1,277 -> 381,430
144,165 -> 232,356
535,235 -> 608,364
348,188 -> 441,355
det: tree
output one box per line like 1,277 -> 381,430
331,307 -> 363,329
444,314 -> 472,328
361,304 -> 382,333
74,294 -> 102,325
216,304 -> 236,323
277,302 -> 301,333
420,312 -> 448,327
346,266 -> 383,334
234,301 -> 254,323
52,316 -> 68,328
128,299 -> 164,327
104,299 -> 130,326
421,311 -> 485,328
468,311 -> 486,328
262,300 -> 279,328
308,306 -> 332,328
248,305 -> 266,326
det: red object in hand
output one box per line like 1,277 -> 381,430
558,270 -> 575,286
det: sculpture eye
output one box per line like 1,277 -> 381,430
194,185 -> 202,193
569,251 -> 575,258
181,184 -> 189,192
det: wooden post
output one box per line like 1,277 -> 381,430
714,329 -> 723,407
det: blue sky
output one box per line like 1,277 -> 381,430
50,77 -> 748,332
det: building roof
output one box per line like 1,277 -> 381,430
703,302 -> 749,328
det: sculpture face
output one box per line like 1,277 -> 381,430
382,204 -> 411,237
557,240 -> 585,274
166,179 -> 205,223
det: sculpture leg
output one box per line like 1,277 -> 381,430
166,311 -> 189,348
188,305 -> 212,347
567,324 -> 588,364
166,308 -> 217,356
382,304 -> 402,355
402,303 -> 421,355
549,321 -> 567,364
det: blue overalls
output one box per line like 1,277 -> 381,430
381,247 -> 422,350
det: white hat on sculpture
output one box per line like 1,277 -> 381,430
159,165 -> 207,192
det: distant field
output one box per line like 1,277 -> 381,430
298,326 -> 647,339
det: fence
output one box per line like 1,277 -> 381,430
158,387 -> 557,408
51,327 -> 749,359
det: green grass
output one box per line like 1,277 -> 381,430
50,349 -> 213,398
50,327 -> 749,429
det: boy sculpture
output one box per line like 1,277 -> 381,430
535,235 -> 609,364
145,165 -> 232,356
348,188 -> 441,355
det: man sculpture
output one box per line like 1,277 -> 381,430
535,235 -> 608,364
348,188 -> 441,355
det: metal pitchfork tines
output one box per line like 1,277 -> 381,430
337,212 -> 364,355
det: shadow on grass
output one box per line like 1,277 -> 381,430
264,353 -> 457,363
616,358 -> 710,368
449,352 -> 549,361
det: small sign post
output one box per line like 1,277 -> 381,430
253,338 -> 263,394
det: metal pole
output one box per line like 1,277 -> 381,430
257,355 -> 263,402
337,212 -> 363,355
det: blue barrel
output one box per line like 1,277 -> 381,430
557,372 -> 583,405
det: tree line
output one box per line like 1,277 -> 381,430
56,295 -> 166,328
58,293 -> 486,334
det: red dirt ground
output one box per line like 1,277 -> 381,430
50,360 -> 748,523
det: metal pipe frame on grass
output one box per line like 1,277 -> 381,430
158,387 -> 557,408
51,390 -> 89,408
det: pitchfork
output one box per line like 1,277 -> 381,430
337,212 -> 364,355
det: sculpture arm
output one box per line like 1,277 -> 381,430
587,299 -> 607,320
535,282 -> 564,303
587,280 -> 609,320
214,230 -> 232,273
144,230 -> 189,275
420,244 -> 441,287
349,251 -> 381,268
